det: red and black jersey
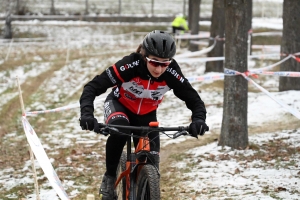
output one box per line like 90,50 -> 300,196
80,53 -> 206,121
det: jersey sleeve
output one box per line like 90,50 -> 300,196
164,60 -> 207,121
79,53 -> 141,110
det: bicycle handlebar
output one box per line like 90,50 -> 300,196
95,123 -> 190,139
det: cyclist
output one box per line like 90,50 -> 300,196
79,30 -> 209,199
171,14 -> 189,34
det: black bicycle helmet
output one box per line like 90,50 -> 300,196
142,30 -> 176,58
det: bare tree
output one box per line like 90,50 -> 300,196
2,0 -> 12,39
205,0 -> 225,72
188,0 -> 201,52
279,0 -> 300,91
218,0 -> 251,149
3,13 -> 13,39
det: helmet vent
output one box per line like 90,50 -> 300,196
162,39 -> 167,52
151,38 -> 157,49
170,42 -> 175,52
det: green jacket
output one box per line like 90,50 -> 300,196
171,16 -> 189,31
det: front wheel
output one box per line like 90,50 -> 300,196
116,152 -> 126,200
136,164 -> 160,200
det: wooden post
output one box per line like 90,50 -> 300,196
151,0 -> 154,16
5,39 -> 13,61
50,0 -> 55,15
183,0 -> 186,16
66,38 -> 70,64
131,32 -> 134,49
119,0 -> 121,14
16,77 -> 41,200
86,194 -> 95,200
85,0 -> 89,15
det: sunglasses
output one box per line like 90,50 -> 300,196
146,57 -> 171,68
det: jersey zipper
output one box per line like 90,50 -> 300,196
137,77 -> 151,114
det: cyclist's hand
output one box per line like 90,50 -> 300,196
189,119 -> 209,138
79,115 -> 98,131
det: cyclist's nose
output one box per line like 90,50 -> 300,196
154,66 -> 163,73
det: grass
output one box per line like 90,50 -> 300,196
1,23 -> 299,199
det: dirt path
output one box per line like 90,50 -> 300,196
160,133 -> 219,164
158,119 -> 300,199
159,133 -> 219,199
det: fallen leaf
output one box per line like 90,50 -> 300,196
235,168 -> 240,174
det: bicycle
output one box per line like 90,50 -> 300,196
94,121 -> 191,200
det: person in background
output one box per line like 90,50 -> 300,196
171,13 -> 189,34
79,30 -> 209,200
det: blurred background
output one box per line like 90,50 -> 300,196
0,0 -> 282,19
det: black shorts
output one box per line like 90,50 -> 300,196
104,93 -> 160,152
172,26 -> 185,34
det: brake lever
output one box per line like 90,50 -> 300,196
173,131 -> 188,139
99,127 -> 109,136
108,127 -> 119,135
98,127 -> 120,136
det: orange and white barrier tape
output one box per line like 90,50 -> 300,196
224,68 -> 300,120
187,73 -> 224,83
21,116 -> 70,200
25,53 -> 300,116
25,96 -> 105,116
176,53 -> 281,63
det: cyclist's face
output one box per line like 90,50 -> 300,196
146,55 -> 171,78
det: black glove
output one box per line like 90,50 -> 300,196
79,106 -> 96,131
189,119 -> 209,138
79,115 -> 98,131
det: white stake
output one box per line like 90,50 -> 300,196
86,194 -> 95,200
5,38 -> 13,61
66,38 -> 70,64
16,76 -> 41,200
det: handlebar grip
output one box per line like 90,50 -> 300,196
98,123 -> 106,128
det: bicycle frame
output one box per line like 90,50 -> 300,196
114,131 -> 154,199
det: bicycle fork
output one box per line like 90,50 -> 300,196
114,136 -> 151,200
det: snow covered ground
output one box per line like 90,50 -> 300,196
1,4 -> 300,199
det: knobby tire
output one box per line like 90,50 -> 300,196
116,152 -> 127,200
136,164 -> 160,200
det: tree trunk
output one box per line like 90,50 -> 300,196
3,14 -> 13,39
188,0 -> 201,52
218,0 -> 249,149
279,0 -> 300,91
205,0 -> 225,72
